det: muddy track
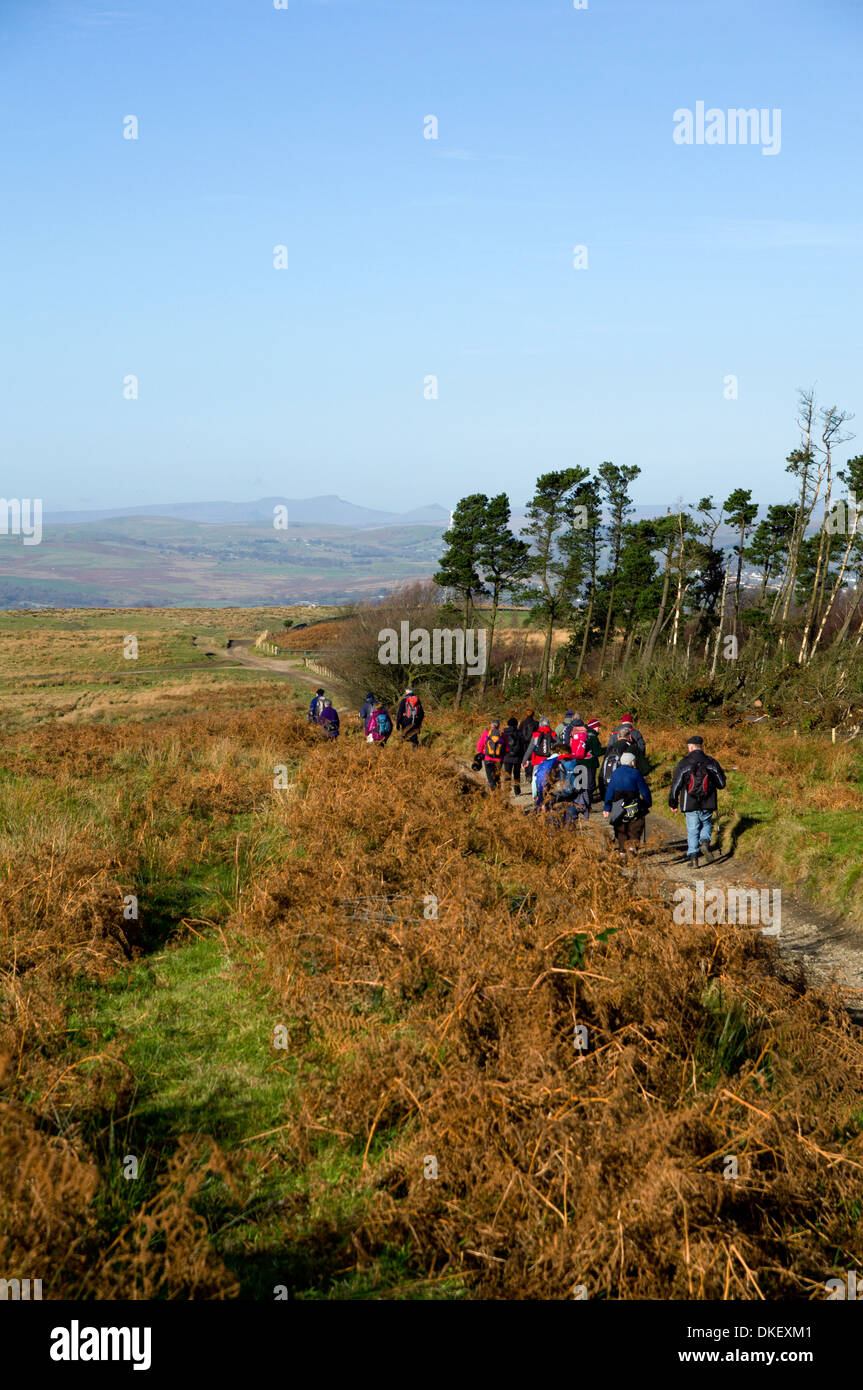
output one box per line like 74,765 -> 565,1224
463,762 -> 863,1023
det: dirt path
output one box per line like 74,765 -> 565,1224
191,636 -> 355,708
464,764 -> 863,1023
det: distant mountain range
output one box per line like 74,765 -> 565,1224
44,495 -> 451,530
0,494 -> 769,610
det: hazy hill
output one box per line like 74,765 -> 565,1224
44,495 -> 450,530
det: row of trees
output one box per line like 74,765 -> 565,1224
434,389 -> 863,701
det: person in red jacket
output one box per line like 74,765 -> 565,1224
521,715 -> 555,772
477,719 -> 505,789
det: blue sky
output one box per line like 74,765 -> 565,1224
1,0 -> 861,515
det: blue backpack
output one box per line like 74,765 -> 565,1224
376,710 -> 392,737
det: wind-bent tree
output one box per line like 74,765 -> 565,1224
640,514 -> 679,667
597,461 -> 641,674
797,403 -> 855,663
522,468 -> 590,695
723,487 -> 759,636
810,453 -> 863,656
477,493 -> 531,693
772,390 -> 823,644
434,492 -> 489,708
568,475 -> 602,680
745,503 -> 797,605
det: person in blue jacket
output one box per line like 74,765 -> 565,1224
359,692 -> 376,726
308,688 -> 326,723
603,751 -> 652,858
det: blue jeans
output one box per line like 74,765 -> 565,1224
685,809 -> 713,855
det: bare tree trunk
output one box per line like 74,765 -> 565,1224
515,630 -> 528,679
836,579 -> 863,644
454,596 -> 471,709
540,612 -> 554,696
598,579 -> 616,676
479,586 -> 500,694
642,536 -> 674,668
798,461 -> 833,664
711,560 -> 731,679
671,512 -> 686,658
810,504 -> 859,657
574,588 -> 594,681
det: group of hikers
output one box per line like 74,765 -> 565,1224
307,685 -> 727,866
307,686 -> 424,748
474,709 -> 726,864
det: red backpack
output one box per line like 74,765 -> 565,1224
569,726 -> 588,759
404,694 -> 419,723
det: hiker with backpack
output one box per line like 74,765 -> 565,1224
365,703 -> 393,746
565,717 -> 594,820
518,708 -> 538,749
600,717 -> 646,793
555,709 -> 578,744
522,716 -> 556,800
585,719 -> 603,797
548,743 -> 591,824
319,700 -> 340,739
603,752 -> 652,859
668,735 -> 727,867
396,687 -> 424,748
359,692 -> 376,726
532,741 -> 568,813
612,715 -> 647,761
477,719 -> 506,789
501,716 -> 525,796
308,688 -> 326,724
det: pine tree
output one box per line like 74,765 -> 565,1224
434,493 -> 489,708
521,469 -> 590,695
597,461 -> 641,673
477,494 -> 530,693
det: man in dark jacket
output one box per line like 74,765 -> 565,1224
308,688 -> 326,723
585,719 -> 603,798
501,716 -> 525,796
668,735 -> 727,867
395,687 -> 424,748
517,709 -> 538,749
603,752 -> 652,858
359,692 -> 375,725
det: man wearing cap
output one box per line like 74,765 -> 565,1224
603,752 -> 652,857
611,714 -> 646,760
668,735 -> 727,868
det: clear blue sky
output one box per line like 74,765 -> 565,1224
1,0 -> 861,515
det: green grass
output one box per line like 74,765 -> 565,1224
65,932 -> 467,1299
